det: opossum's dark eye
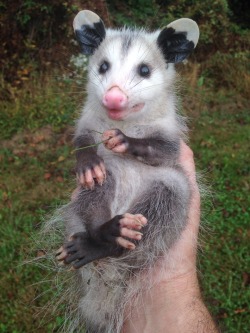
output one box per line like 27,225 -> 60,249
99,61 -> 110,74
138,64 -> 150,78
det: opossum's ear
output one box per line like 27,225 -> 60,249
73,10 -> 106,55
157,18 -> 199,63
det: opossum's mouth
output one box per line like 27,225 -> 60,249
106,103 -> 145,120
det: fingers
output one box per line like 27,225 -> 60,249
112,143 -> 128,153
77,162 -> 106,189
85,168 -> 95,189
102,129 -> 117,141
120,228 -> 143,240
92,163 -> 106,185
116,237 -> 136,250
179,140 -> 200,236
119,213 -> 148,229
179,141 -> 197,188
116,213 -> 148,250
56,246 -> 68,261
102,129 -> 128,153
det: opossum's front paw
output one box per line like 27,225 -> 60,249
56,232 -> 116,269
102,129 -> 129,153
101,213 -> 148,250
76,155 -> 106,189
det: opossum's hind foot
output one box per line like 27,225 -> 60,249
55,214 -> 147,268
100,213 -> 147,250
56,232 -> 119,269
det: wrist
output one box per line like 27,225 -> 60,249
160,270 -> 200,299
123,272 -> 200,333
146,273 -> 218,333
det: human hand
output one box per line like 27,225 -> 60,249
160,140 -> 200,280
123,142 -> 218,333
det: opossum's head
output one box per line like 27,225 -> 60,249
73,10 -> 199,121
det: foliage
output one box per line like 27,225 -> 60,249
0,0 -> 77,88
1,0 -> 249,99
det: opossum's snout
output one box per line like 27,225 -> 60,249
103,86 -> 128,110
102,86 -> 144,121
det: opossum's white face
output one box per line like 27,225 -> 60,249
73,10 -> 199,122
88,31 -> 173,121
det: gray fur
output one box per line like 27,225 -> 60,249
121,30 -> 133,56
39,10 -> 200,333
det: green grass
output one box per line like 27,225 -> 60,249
0,69 -> 249,332
187,87 -> 250,332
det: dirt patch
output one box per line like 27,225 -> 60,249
1,125 -> 74,157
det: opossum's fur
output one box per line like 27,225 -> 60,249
36,11 -> 200,333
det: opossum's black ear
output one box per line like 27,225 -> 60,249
73,10 -> 106,55
157,18 -> 199,63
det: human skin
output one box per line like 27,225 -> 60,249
122,141 -> 219,333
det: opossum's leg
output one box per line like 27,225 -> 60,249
57,218 -> 147,269
74,133 -> 106,189
56,173 -> 147,268
57,175 -> 115,266
57,212 -> 147,269
102,129 -> 179,166
128,179 -> 190,257
75,174 -> 147,249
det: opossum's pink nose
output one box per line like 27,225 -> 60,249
102,86 -> 128,110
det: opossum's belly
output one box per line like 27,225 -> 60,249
105,157 -> 142,215
103,155 -> 186,217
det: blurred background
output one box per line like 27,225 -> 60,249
0,0 -> 249,332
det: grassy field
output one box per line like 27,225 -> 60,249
0,64 -> 249,332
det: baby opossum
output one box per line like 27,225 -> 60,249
54,9 -> 199,333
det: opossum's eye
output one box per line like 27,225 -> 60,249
99,61 -> 110,74
138,64 -> 150,78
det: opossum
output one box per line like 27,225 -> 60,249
53,9 -> 199,333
